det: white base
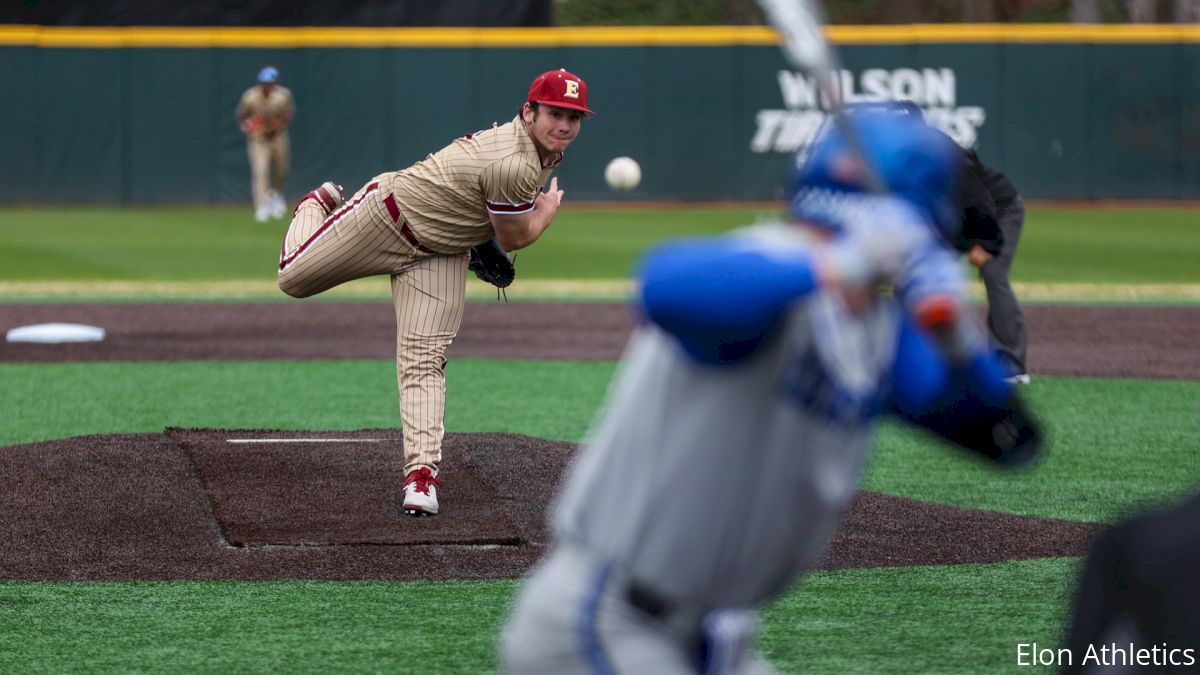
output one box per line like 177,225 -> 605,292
6,323 -> 106,344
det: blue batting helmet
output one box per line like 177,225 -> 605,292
790,110 -> 961,240
843,100 -> 924,120
257,66 -> 280,83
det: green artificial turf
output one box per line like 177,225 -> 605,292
2,202 -> 1197,673
1020,207 -> 1200,283
0,559 -> 1082,674
3,360 -> 1196,524
0,205 -> 757,283
865,377 -> 1200,523
1,204 -> 1197,284
0,579 -> 518,674
493,205 -> 777,280
0,359 -> 615,448
0,207 -> 282,282
760,558 -> 1083,674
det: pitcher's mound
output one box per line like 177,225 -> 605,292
171,428 -> 518,546
0,429 -> 1099,581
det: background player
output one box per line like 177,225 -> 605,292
501,111 -> 1042,674
277,69 -> 593,517
236,65 -> 294,222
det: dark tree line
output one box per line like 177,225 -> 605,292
553,0 -> 1200,24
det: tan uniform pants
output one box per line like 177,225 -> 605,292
248,132 -> 290,209
277,174 -> 468,477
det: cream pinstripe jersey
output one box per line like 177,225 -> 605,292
235,86 -> 294,138
389,116 -> 559,253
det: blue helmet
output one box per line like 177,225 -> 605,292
257,66 -> 280,84
790,109 -> 962,240
843,99 -> 924,120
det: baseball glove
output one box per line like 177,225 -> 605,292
468,238 -> 515,289
242,115 -> 264,135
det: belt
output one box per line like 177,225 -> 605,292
627,580 -> 760,673
400,222 -> 434,254
628,582 -> 674,619
625,580 -> 709,641
383,193 -> 434,254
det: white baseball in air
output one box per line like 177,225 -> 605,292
604,156 -> 641,191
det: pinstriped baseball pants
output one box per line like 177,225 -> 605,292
247,132 -> 289,209
278,175 -> 468,477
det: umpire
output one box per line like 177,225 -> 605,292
955,146 -> 1030,383
847,101 -> 1030,382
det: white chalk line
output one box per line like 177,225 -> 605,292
225,438 -> 395,444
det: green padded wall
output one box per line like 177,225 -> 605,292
1,37 -> 1196,204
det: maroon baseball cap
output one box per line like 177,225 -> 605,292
527,69 -> 595,116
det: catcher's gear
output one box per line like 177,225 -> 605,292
468,238 -> 516,289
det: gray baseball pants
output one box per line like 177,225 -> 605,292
501,543 -> 775,675
980,196 -> 1028,374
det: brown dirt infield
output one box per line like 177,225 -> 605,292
3,301 -> 1197,581
4,301 -> 1199,379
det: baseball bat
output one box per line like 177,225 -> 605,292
755,0 -> 885,192
759,0 -> 995,364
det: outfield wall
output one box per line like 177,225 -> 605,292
1,25 -> 1197,204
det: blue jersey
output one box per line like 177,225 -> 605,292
637,194 -> 963,366
553,284 -> 893,609
552,195 -> 1014,610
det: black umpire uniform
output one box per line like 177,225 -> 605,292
843,100 -> 1029,379
1062,491 -> 1200,672
952,148 -> 1029,379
